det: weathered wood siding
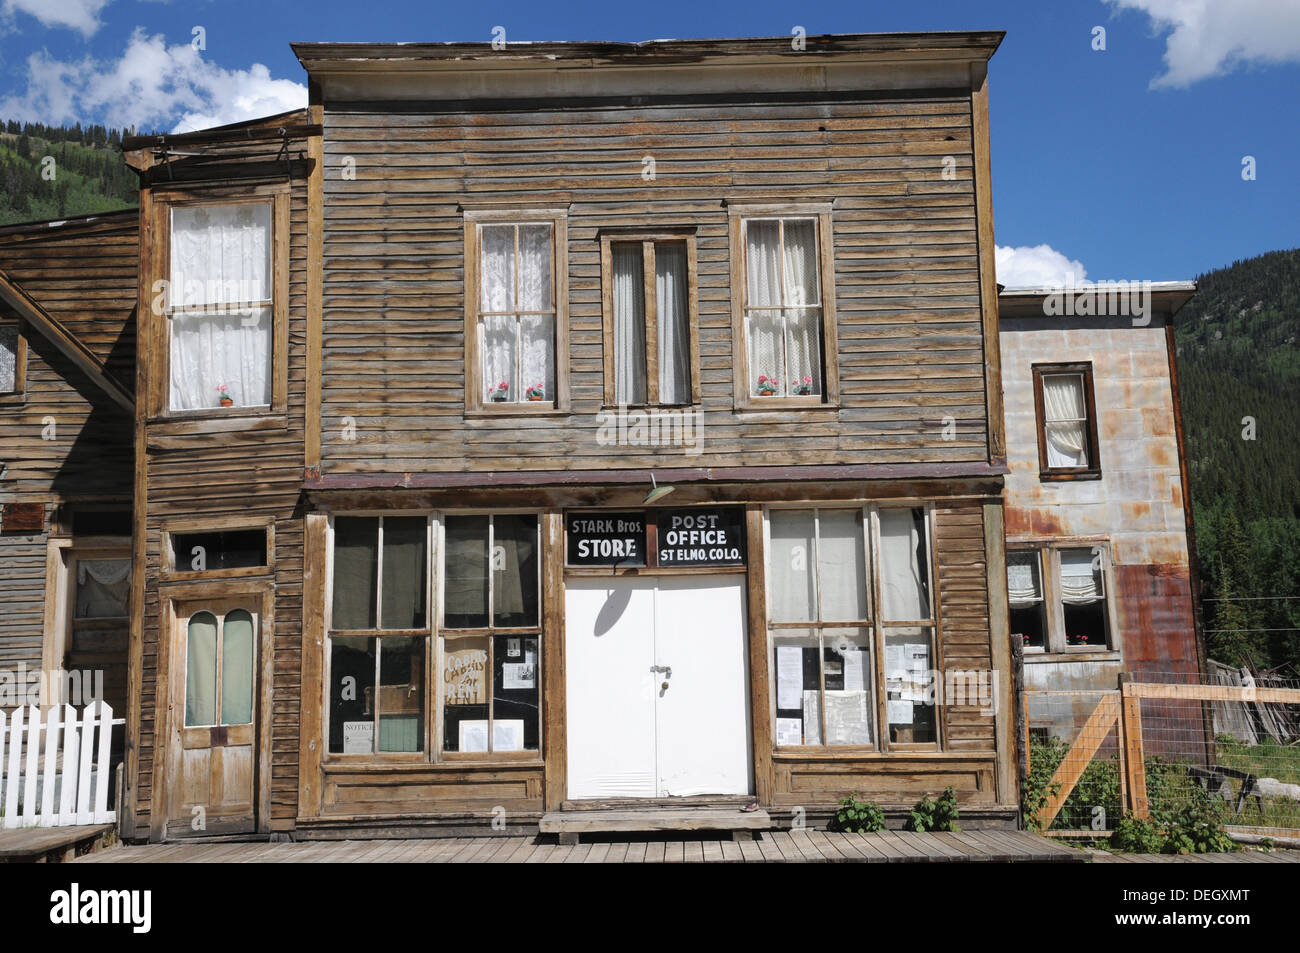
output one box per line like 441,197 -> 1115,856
319,95 -> 988,471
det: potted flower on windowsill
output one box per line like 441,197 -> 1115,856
525,384 -> 545,402
756,375 -> 778,397
791,375 -> 813,396
490,381 -> 509,403
217,384 -> 233,408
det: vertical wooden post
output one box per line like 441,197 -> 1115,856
1009,630 -> 1028,811
541,511 -> 567,811
1120,675 -> 1149,819
297,512 -> 328,821
744,505 -> 773,806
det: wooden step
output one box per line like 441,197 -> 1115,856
541,807 -> 771,843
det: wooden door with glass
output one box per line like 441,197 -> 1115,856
167,596 -> 262,836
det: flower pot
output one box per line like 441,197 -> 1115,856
491,395 -> 508,402
219,397 -> 234,407
527,395 -> 544,401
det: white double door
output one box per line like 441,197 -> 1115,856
565,574 -> 753,799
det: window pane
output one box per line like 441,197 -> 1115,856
332,517 -> 378,629
443,516 -> 489,628
221,609 -> 254,726
1060,548 -> 1103,601
184,611 -> 218,727
745,220 -> 781,308
772,629 -> 819,745
0,326 -> 17,392
612,242 -> 647,405
1042,373 -> 1089,467
329,636 -> 375,754
885,627 -> 935,744
519,312 -> 555,402
492,514 -> 539,628
1011,603 -> 1048,650
442,636 -> 489,752
172,529 -> 267,572
1007,551 -> 1042,602
782,219 -> 820,306
516,224 -> 552,312
170,203 -> 271,308
822,629 -> 874,746
493,634 -> 539,751
479,225 -> 515,312
784,307 -> 822,396
747,310 -> 785,397
170,306 -> 272,410
768,510 -> 815,622
816,510 -> 867,622
878,508 -> 930,621
75,559 -> 130,618
381,517 -> 427,629
378,636 -> 424,752
656,243 -> 691,404
1064,602 -> 1108,648
481,313 -> 517,403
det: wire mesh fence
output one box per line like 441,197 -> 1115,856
1024,667 -> 1300,836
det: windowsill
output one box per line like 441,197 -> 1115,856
1039,469 -> 1102,482
322,755 -> 543,771
1022,650 -> 1121,663
735,400 -> 840,415
599,403 -> 700,412
161,565 -> 273,582
465,402 -> 567,418
147,411 -> 288,435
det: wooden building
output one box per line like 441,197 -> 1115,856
3,32 -> 1030,840
997,284 -> 1204,741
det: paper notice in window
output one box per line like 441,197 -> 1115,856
508,638 -> 521,658
776,717 -> 803,746
342,720 -> 373,754
459,719 -> 489,753
842,648 -> 866,692
503,662 -> 535,690
493,719 -> 525,751
885,643 -> 906,678
777,645 -> 803,710
888,699 -> 914,725
824,691 -> 872,746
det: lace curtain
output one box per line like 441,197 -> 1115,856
1043,374 -> 1088,467
76,558 -> 130,618
480,224 -> 554,402
656,243 -> 691,404
1060,549 -> 1103,604
745,219 -> 822,396
1006,551 -> 1041,604
169,202 -> 272,410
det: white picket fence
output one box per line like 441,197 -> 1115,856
0,702 -> 122,828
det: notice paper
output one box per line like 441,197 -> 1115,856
777,645 -> 803,709
493,719 -> 524,751
888,699 -> 914,725
842,648 -> 866,692
458,719 -> 489,753
342,720 -> 373,754
503,662 -> 535,690
776,717 -> 803,746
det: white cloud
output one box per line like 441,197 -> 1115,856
1,0 -> 112,37
1106,0 -> 1300,87
995,244 -> 1088,288
0,28 -> 306,133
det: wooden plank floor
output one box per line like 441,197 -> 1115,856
1088,848 -> 1300,863
73,829 -> 1099,863
0,824 -> 115,861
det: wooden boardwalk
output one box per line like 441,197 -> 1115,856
73,829 -> 1090,863
0,824 -> 115,863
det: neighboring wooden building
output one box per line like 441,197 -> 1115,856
0,212 -> 137,731
998,284 -> 1204,740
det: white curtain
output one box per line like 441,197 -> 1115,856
816,509 -> 868,621
185,611 -> 218,727
1043,374 -> 1088,467
878,509 -> 929,622
170,307 -> 271,410
478,224 -> 553,402
656,244 -> 691,404
782,220 -> 822,396
1060,549 -> 1102,604
0,326 -> 16,392
768,510 -> 816,623
76,558 -> 131,618
221,609 -> 255,726
170,203 -> 270,308
1006,552 -> 1041,605
746,219 -> 822,396
612,243 -> 646,404
746,220 -> 784,395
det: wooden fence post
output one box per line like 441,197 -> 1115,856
1119,675 -> 1149,819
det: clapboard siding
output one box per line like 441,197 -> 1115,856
934,503 -> 996,751
132,138 -> 311,835
318,95 -> 989,472
0,517 -> 50,698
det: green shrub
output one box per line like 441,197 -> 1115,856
904,786 -> 961,832
1110,814 -> 1166,853
831,794 -> 885,833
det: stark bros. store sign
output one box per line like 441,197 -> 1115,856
565,508 -> 745,569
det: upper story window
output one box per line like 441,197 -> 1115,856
167,201 -> 273,411
600,233 -> 699,407
0,323 -> 25,399
465,211 -> 569,413
728,205 -> 839,410
1032,363 -> 1101,479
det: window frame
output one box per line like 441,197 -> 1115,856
463,208 -> 569,415
1007,540 -> 1120,656
161,515 -> 275,581
1032,362 -> 1101,480
0,320 -> 27,403
728,203 -> 840,411
599,230 -> 701,408
763,503 -> 942,754
323,510 -> 544,765
149,185 -> 290,423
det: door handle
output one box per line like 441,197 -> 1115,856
650,665 -> 672,676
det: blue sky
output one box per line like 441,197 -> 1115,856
1,0 -> 1297,283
